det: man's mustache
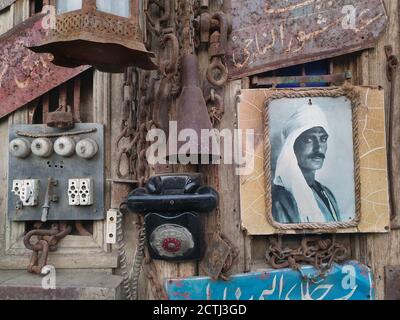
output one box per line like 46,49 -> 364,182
308,153 -> 325,159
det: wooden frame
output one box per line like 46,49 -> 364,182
238,86 -> 391,235
263,87 -> 361,231
0,70 -> 117,270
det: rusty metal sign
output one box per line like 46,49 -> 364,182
0,14 -> 90,119
200,232 -> 232,281
228,0 -> 388,79
0,0 -> 15,11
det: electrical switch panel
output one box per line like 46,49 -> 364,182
11,180 -> 40,207
8,123 -> 104,222
68,178 -> 94,206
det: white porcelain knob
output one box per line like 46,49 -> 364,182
9,138 -> 31,158
54,137 -> 76,157
76,138 -> 98,159
31,138 -> 53,158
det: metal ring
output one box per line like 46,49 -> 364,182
159,33 -> 179,77
207,57 -> 228,87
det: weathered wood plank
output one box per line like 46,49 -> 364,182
0,118 -> 8,257
0,270 -> 123,300
220,79 -> 246,273
93,70 -> 112,252
0,253 -> 119,270
355,0 -> 400,300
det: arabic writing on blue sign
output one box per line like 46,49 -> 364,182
165,261 -> 374,300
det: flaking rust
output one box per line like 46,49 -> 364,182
227,0 -> 388,79
0,14 -> 89,119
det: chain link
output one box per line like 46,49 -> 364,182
218,232 -> 240,281
24,222 -> 72,274
266,236 -> 348,283
116,67 -> 140,180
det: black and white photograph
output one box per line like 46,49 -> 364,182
269,97 -> 357,224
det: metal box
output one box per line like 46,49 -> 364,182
8,123 -> 104,221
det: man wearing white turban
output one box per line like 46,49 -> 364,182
272,104 -> 340,224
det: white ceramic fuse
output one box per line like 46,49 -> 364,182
54,137 -> 76,157
9,138 -> 31,158
31,138 -> 53,158
76,138 -> 98,159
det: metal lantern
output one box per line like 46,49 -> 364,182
29,0 -> 157,72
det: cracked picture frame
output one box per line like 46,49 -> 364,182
238,86 -> 391,235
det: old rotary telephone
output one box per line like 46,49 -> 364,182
127,174 -> 218,261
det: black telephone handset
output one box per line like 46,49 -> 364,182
127,174 -> 218,261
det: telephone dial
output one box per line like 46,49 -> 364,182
127,174 -> 218,261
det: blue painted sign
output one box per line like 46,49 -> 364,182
165,261 -> 374,300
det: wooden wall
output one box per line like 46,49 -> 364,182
190,0 -> 400,301
349,0 -> 400,300
0,0 -> 399,300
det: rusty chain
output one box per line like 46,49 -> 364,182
114,5 -> 175,298
153,32 -> 179,131
218,232 -> 240,281
24,222 -> 72,274
115,67 -> 158,186
266,236 -> 348,283
116,67 -> 140,179
195,8 -> 230,126
145,0 -> 172,46
177,0 -> 196,55
206,12 -> 229,88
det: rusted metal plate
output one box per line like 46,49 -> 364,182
0,14 -> 90,119
252,72 -> 352,87
200,232 -> 231,280
0,0 -> 15,11
228,0 -> 387,79
385,266 -> 400,300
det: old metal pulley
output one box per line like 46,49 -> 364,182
29,0 -> 157,73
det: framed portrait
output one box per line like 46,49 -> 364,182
238,86 -> 390,235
